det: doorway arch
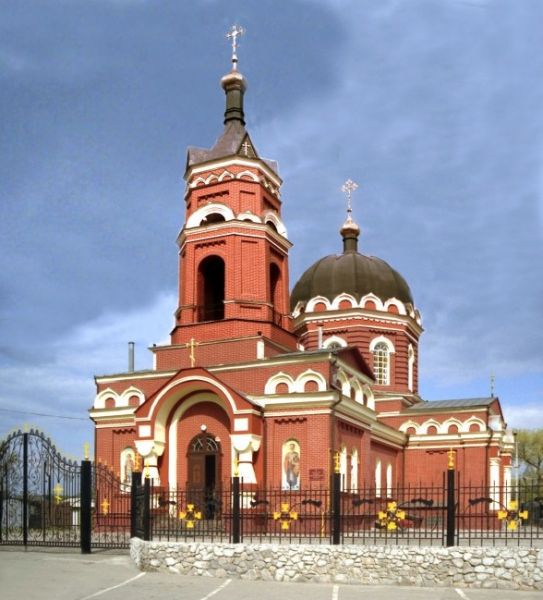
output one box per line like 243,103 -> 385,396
187,433 -> 222,519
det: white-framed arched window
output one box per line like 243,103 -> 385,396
386,463 -> 393,497
323,335 -> 347,350
375,459 -> 382,497
370,336 -> 394,385
350,449 -> 359,492
339,446 -> 348,491
373,343 -> 390,384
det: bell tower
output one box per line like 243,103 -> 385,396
169,26 -> 296,358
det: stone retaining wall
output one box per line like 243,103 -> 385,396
130,538 -> 543,590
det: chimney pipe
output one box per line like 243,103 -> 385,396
128,341 -> 135,373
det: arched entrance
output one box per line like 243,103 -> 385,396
187,433 -> 221,518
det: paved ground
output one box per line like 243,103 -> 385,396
0,549 -> 541,600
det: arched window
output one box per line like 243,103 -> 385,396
270,263 -> 281,318
339,446 -> 348,491
203,213 -> 226,224
375,459 -> 382,497
198,256 -> 225,321
373,342 -> 390,385
386,463 -> 393,497
350,449 -> 359,492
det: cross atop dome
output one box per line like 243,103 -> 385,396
341,178 -> 359,217
340,179 -> 361,252
226,25 -> 245,71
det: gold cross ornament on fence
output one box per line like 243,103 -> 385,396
273,503 -> 299,531
497,500 -> 528,531
101,498 -> 110,516
178,503 -> 203,529
377,501 -> 406,531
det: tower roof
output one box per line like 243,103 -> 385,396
186,27 -> 278,174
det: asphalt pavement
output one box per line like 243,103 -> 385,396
0,549 -> 541,600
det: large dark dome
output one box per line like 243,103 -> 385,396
291,251 -> 413,311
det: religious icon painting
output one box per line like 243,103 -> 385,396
281,439 -> 301,491
120,447 -> 136,491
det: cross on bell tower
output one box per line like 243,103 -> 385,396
226,24 -> 245,71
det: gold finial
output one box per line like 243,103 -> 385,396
23,423 -> 30,433
447,448 -> 456,470
233,454 -> 239,478
144,464 -> 150,479
83,442 -> 90,461
134,452 -> 142,472
334,451 -> 340,474
53,482 -> 63,504
188,338 -> 199,368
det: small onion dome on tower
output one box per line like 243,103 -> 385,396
290,191 -> 413,311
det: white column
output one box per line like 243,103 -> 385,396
230,434 -> 262,484
489,457 -> 501,510
503,465 -> 512,507
134,439 -> 165,486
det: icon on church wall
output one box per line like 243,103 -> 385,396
120,447 -> 135,490
282,440 -> 301,490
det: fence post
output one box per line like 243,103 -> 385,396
143,476 -> 151,541
446,450 -> 456,547
22,431 -> 28,547
232,476 -> 241,543
332,452 -> 341,545
80,459 -> 92,554
130,470 -> 141,538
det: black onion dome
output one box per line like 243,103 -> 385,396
290,251 -> 413,311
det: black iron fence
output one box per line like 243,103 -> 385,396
132,471 -> 543,548
2,430 -> 542,552
0,429 -> 131,552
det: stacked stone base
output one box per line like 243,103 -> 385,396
130,538 -> 543,590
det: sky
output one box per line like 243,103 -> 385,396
1,0 -> 542,459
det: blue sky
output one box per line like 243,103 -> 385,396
1,0 -> 542,459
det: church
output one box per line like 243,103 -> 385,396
90,30 -> 513,500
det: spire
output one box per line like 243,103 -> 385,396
221,25 -> 247,125
339,179 -> 360,252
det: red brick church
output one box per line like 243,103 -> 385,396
90,33 -> 513,499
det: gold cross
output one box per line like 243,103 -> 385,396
101,498 -> 110,515
188,338 -> 198,367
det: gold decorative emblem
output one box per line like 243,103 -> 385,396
377,501 -> 406,531
178,504 -> 203,528
273,502 -> 299,531
497,500 -> 528,531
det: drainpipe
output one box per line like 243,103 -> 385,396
317,325 -> 323,350
329,352 -> 342,483
128,341 -> 135,373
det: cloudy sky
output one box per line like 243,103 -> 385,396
1,0 -> 542,459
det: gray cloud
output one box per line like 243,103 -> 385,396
1,0 -> 542,451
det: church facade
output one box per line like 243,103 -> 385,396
90,44 -> 513,499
